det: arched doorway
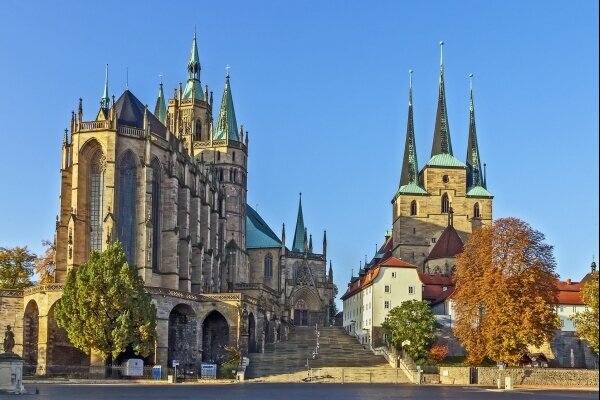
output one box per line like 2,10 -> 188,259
248,312 -> 256,353
202,311 -> 229,363
47,302 -> 89,373
23,300 -> 39,368
294,299 -> 309,326
168,304 -> 197,369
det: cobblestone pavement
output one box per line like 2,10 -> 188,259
1,383 -> 597,400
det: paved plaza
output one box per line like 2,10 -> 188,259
1,383 -> 596,400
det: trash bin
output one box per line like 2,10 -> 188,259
167,375 -> 174,383
505,376 -> 513,390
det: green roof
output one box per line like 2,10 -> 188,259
466,185 -> 493,198
426,153 -> 466,168
246,205 -> 281,249
213,75 -> 239,141
392,182 -> 429,202
182,79 -> 204,101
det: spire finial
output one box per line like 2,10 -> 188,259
126,67 -> 129,90
440,41 -> 444,68
226,64 -> 230,78
408,69 -> 413,106
469,73 -> 474,91
100,64 -> 110,110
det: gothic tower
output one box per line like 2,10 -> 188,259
391,43 -> 493,273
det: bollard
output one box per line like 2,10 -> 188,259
505,376 -> 513,390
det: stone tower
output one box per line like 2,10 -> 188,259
391,43 -> 493,273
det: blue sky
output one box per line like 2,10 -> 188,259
0,1 -> 598,302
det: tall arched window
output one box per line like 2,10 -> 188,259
118,153 -> 137,265
151,160 -> 162,272
194,120 -> 202,141
89,150 -> 105,252
264,254 -> 273,278
410,200 -> 417,216
441,193 -> 450,213
473,202 -> 480,219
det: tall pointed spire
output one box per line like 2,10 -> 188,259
292,193 -> 306,252
182,31 -> 204,101
100,64 -> 110,110
213,69 -> 239,141
431,41 -> 453,157
466,74 -> 483,188
154,77 -> 167,125
328,260 -> 333,283
400,70 -> 420,187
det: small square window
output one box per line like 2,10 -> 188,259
432,238 -> 436,243
409,286 -> 415,295
560,319 -> 564,327
384,301 -> 390,309
391,272 -> 397,278
385,285 -> 391,293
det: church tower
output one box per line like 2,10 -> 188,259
392,42 -> 493,272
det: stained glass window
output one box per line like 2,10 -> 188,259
90,151 -> 105,252
118,153 -> 137,265
151,160 -> 162,272
264,254 -> 273,278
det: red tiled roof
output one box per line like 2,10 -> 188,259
341,255 -> 417,300
426,225 -> 464,261
419,273 -> 455,304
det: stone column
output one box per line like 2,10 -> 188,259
155,318 -> 169,367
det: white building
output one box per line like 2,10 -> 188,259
341,237 -> 423,347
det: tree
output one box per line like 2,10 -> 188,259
55,242 -> 157,363
572,272 -> 599,354
382,299 -> 437,362
428,344 -> 449,363
453,217 -> 559,366
34,239 -> 56,284
0,246 -> 35,289
329,284 -> 339,319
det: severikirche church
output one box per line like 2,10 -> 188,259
3,33 -> 335,373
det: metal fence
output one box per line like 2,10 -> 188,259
23,365 -> 203,381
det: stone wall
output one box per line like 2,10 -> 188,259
439,366 -> 471,385
476,367 -> 599,387
0,291 -> 23,356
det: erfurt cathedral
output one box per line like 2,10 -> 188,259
2,33 -> 335,374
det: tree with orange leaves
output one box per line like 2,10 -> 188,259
34,239 -> 56,284
453,217 -> 559,366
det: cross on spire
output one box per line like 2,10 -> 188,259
226,64 -> 231,78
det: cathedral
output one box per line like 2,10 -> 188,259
391,43 -> 493,275
2,33 -> 335,374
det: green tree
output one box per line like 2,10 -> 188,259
55,242 -> 157,363
0,246 -> 35,289
329,284 -> 339,319
572,272 -> 599,354
382,300 -> 437,362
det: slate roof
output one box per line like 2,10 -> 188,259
426,225 -> 464,261
246,205 -> 281,249
114,90 -> 166,137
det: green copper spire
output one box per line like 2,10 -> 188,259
431,41 -> 453,157
213,69 -> 239,140
292,193 -> 306,252
100,64 -> 110,110
154,78 -> 167,126
182,31 -> 204,101
400,70 -> 420,187
466,74 -> 483,188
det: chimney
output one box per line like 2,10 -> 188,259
566,278 -> 572,285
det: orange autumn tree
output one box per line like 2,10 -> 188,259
34,239 -> 56,284
453,217 -> 559,365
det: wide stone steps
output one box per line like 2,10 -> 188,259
246,326 -> 401,380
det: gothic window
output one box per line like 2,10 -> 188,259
117,153 -> 137,265
89,150 -> 105,252
229,169 -> 232,182
232,151 -> 236,162
264,253 -> 273,278
233,170 -> 238,183
410,200 -> 417,216
219,169 -> 224,182
151,160 -> 162,272
441,193 -> 450,213
473,202 -> 481,219
194,120 -> 202,141
217,151 -> 221,161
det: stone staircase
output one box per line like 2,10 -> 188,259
246,326 -> 409,382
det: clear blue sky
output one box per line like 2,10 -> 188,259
0,1 -> 598,303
